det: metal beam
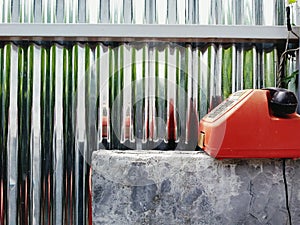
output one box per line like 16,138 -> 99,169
0,24 -> 298,43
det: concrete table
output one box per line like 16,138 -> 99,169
92,150 -> 300,225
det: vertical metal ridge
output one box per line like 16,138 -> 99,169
199,44 -> 209,119
63,0 -> 71,23
78,0 -> 86,23
62,44 -> 75,225
195,46 -> 201,119
276,0 -> 285,25
231,44 -> 237,93
56,0 -> 64,23
85,44 -> 96,225
111,0 -> 123,24
130,43 -> 146,149
121,44 -> 134,145
86,0 -> 99,23
3,0 -> 12,22
243,45 -> 255,89
186,45 -> 199,147
0,42 -> 7,225
185,44 -> 193,143
99,0 -> 110,23
262,46 -> 277,88
74,43 -> 86,225
156,0 -> 167,24
186,0 -> 194,24
86,44 -> 97,158
0,0 -> 3,23
12,0 -> 20,22
6,43 -> 18,225
147,44 -> 156,142
52,44 -> 64,225
177,0 -> 185,24
142,44 -> 149,146
176,45 -> 186,142
132,0 -> 144,24
167,0 -> 176,24
145,0 -> 156,24
34,0 -> 42,23
286,50 -> 298,92
209,43 -> 220,110
221,45 -> 232,98
192,46 -> 200,107
253,45 -> 258,89
97,43 -> 110,149
236,46 -> 243,91
155,44 -> 166,143
110,44 -> 122,149
30,44 -> 42,225
18,42 -> 32,225
41,44 -> 54,225
166,44 -> 177,142
123,0 -> 132,23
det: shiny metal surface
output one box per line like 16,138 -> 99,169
0,24 -> 297,43
0,42 -> 293,224
0,1 -> 298,225
0,0 -> 293,25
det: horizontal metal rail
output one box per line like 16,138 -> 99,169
0,24 -> 298,43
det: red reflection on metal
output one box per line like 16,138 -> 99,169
47,174 -> 51,225
19,176 -> 29,225
102,117 -> 108,138
0,179 -> 4,225
167,99 -> 176,141
25,177 -> 28,225
41,173 -> 51,225
88,167 -> 92,225
186,98 -> 199,146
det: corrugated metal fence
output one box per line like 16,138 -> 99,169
0,0 -> 294,25
0,0 -> 298,225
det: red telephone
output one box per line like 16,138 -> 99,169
198,88 -> 300,159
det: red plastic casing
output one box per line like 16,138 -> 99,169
199,89 -> 300,159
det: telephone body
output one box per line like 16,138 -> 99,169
198,88 -> 300,159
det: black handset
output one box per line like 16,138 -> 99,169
264,88 -> 298,117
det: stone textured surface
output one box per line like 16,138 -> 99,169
92,150 -> 300,225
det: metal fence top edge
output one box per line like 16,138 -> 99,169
0,24 -> 298,43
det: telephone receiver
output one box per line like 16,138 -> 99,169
263,88 -> 298,117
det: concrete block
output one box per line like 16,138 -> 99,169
92,150 -> 300,225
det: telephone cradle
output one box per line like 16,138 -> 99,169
198,88 -> 300,159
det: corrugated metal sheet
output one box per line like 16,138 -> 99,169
0,0 -> 298,225
0,0 -> 296,25
0,41 -> 292,225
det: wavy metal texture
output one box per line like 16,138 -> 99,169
0,1 -> 297,225
0,0 -> 294,25
0,41 -> 291,225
